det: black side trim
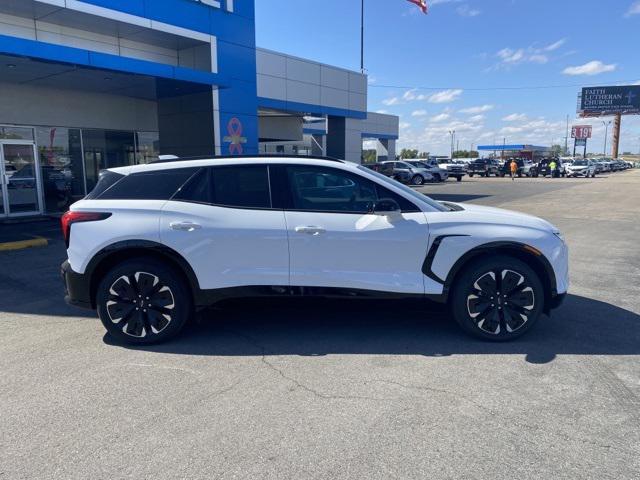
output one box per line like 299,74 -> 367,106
61,260 -> 93,309
422,235 -> 470,284
196,285 -> 437,305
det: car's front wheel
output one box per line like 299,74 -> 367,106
450,255 -> 544,341
96,258 -> 191,344
411,175 -> 424,186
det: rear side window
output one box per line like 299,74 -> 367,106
211,165 -> 271,209
85,170 -> 124,199
97,168 -> 196,200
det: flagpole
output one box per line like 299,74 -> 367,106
360,0 -> 364,73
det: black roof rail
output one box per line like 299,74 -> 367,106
149,154 -> 345,164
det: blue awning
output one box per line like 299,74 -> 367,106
477,144 -> 550,151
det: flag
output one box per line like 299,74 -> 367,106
407,0 -> 428,14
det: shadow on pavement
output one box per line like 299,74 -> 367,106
105,294 -> 640,364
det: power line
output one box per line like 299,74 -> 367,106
368,80 -> 640,92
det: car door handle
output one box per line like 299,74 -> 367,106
294,226 -> 326,235
170,221 -> 201,232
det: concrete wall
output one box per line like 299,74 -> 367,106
256,48 -> 367,114
0,82 -> 158,131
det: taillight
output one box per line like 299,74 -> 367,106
61,211 -> 112,248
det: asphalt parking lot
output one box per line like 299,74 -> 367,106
1,170 -> 639,479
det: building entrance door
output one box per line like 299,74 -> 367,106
0,141 -> 42,217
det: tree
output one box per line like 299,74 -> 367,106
400,148 -> 419,159
361,149 -> 377,163
550,144 -> 563,156
452,150 -> 479,159
418,151 -> 430,159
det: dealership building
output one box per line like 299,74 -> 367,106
0,0 -> 398,217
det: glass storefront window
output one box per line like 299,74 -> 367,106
0,126 -> 34,141
83,129 -> 136,192
36,127 -> 83,213
136,132 -> 160,164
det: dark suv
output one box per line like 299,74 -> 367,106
468,159 -> 500,177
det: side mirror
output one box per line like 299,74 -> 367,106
373,198 -> 401,215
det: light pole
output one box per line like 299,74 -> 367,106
602,120 -> 612,156
449,130 -> 455,159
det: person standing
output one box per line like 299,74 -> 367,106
549,159 -> 557,178
510,159 -> 518,181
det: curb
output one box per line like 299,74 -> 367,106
0,237 -> 49,252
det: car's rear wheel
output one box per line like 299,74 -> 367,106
456,176 -> 462,182
450,256 -> 544,341
411,174 -> 424,186
96,259 -> 191,344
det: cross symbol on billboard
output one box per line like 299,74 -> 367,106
627,90 -> 636,105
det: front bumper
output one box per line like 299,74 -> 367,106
61,260 -> 94,310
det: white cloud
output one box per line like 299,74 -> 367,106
411,109 -> 428,117
403,89 -> 429,101
382,97 -> 401,106
468,114 -> 485,122
428,89 -> 463,103
460,104 -> 494,114
544,39 -> 566,51
625,1 -> 640,17
430,113 -> 451,123
367,76 -> 377,85
399,122 -> 412,130
529,54 -> 549,64
375,109 -> 389,114
456,5 -> 481,17
503,113 -> 527,122
562,60 -> 617,76
498,48 -> 525,63
492,39 -> 567,69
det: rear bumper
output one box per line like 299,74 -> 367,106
61,260 -> 94,310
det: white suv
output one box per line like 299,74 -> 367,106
61,156 -> 569,344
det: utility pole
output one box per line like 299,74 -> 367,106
612,113 -> 622,159
564,114 -> 569,155
502,137 -> 506,161
449,130 -> 455,159
360,0 -> 364,73
602,120 -> 612,156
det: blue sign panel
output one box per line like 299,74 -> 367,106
581,86 -> 640,114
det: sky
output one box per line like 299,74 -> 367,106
255,0 -> 640,156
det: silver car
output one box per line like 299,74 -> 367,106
383,161 -> 434,186
406,161 -> 449,182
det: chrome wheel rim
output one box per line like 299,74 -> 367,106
466,269 -> 535,335
106,272 -> 175,338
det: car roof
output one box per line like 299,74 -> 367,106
107,156 -> 354,176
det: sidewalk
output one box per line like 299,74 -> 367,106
0,218 -> 61,251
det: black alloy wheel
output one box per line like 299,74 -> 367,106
451,256 -> 544,341
411,175 -> 424,186
97,259 -> 190,344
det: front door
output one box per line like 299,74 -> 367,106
0,142 -> 42,217
283,165 -> 430,295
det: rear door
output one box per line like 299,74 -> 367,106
280,164 -> 429,294
160,165 -> 289,290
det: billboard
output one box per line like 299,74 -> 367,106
581,86 -> 640,115
571,125 -> 592,139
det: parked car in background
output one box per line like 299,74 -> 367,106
384,161 -> 434,186
436,158 -> 466,182
499,159 -> 535,177
364,162 -> 412,184
536,158 -> 566,178
566,159 -> 596,177
468,158 -> 500,177
405,160 -> 449,182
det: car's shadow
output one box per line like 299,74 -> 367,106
105,294 -> 640,364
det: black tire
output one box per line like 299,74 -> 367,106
469,173 -> 474,178
500,173 -> 505,178
456,176 -> 462,182
96,258 -> 192,345
450,255 -> 544,341
411,175 -> 424,186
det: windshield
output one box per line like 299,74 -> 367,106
574,160 -> 588,166
408,161 -> 428,168
357,166 -> 449,212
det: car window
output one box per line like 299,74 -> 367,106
286,166 -> 377,213
210,165 -> 271,209
173,168 -> 210,204
396,162 -> 412,169
96,168 -> 196,200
